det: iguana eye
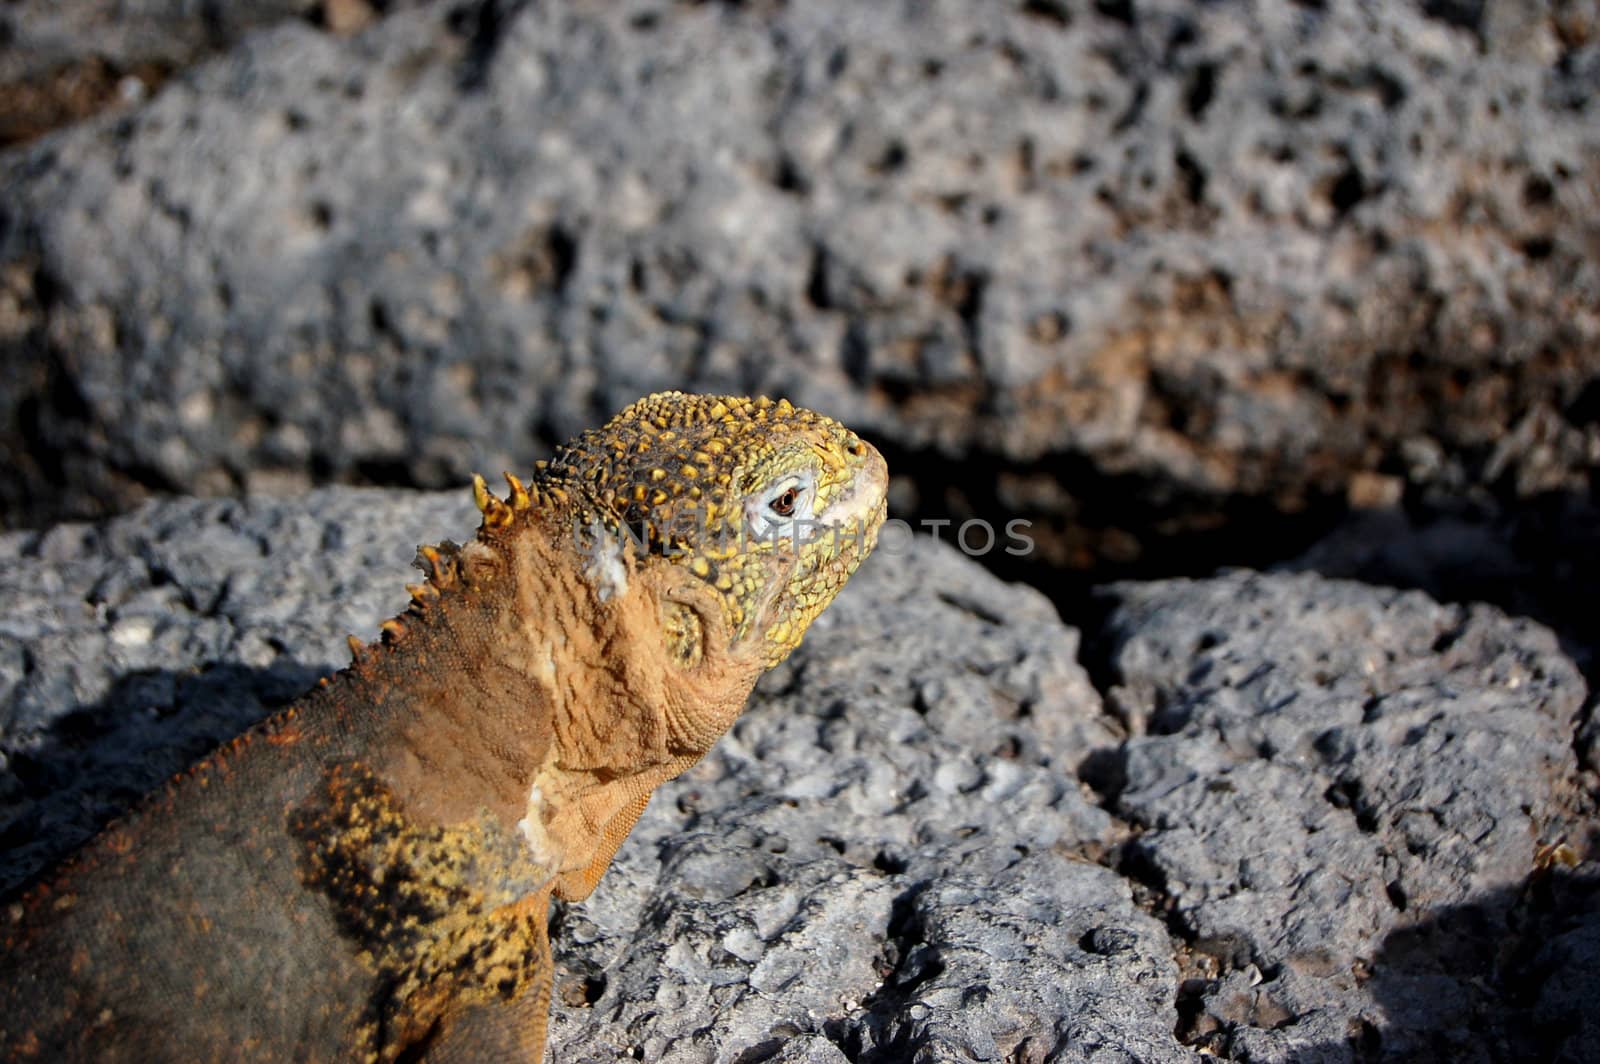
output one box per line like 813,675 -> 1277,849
745,471 -> 816,539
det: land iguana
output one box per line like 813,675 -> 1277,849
0,391 -> 888,1062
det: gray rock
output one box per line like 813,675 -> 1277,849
0,488 -> 1183,1059
0,0 -> 394,149
0,1 -> 318,89
0,488 -> 472,892
1,0 -> 1595,551
547,537 -> 1181,1062
1283,499 -> 1600,721
1098,570 -> 1591,1061
1,489 -> 1593,1059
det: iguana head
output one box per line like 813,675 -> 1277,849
469,392 -> 884,671
527,392 -> 888,670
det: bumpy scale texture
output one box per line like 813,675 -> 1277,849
0,391 -> 887,1063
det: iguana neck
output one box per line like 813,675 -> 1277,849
313,530 -> 564,835
295,506 -> 770,871
311,515 -> 731,832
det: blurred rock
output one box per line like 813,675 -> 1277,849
0,0 -> 415,146
0,0 -> 1595,565
0,0 -> 317,91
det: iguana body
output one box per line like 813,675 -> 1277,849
0,392 -> 887,1062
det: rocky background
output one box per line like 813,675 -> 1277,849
0,0 -> 1596,1060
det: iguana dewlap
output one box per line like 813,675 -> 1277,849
0,392 -> 887,1062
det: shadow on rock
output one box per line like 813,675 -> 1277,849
1164,863 -> 1600,1062
1084,563 -> 1597,1063
0,660 -> 332,898
1346,865 -> 1599,1063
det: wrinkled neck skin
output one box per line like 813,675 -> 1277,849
362,513 -> 776,884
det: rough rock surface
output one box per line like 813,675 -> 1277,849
0,0 -> 320,89
544,527 -> 1178,1062
0,488 -> 1182,1060
1,0 -> 1596,551
1283,495 -> 1600,694
0,0 -> 394,148
2,489 -> 1594,1060
1096,570 -> 1593,1062
0,488 -> 468,889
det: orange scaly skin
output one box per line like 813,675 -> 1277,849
0,392 -> 888,1062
